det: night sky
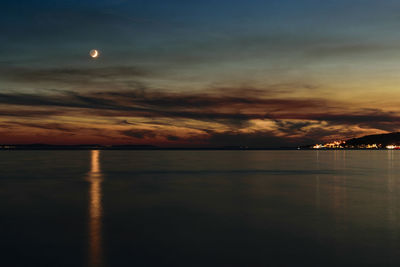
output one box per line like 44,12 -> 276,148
2,0 -> 400,147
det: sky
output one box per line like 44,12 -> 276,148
2,0 -> 400,147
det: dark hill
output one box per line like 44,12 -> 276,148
346,132 -> 400,146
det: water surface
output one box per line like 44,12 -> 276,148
1,150 -> 399,266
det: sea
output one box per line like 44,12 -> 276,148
1,150 -> 400,266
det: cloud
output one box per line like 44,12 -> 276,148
0,89 -> 330,126
0,108 -> 65,117
4,121 -> 74,132
1,87 -> 399,146
280,110 -> 400,128
0,66 -> 149,86
120,129 -> 157,139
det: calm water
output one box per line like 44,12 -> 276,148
1,150 -> 400,266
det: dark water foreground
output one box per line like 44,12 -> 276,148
1,150 -> 400,266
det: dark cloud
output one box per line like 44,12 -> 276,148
94,88 -> 325,109
119,120 -> 138,125
5,121 -> 74,132
282,111 -> 400,128
0,89 -> 398,128
120,129 -> 157,139
1,88 -> 399,146
0,88 -> 337,136
274,120 -> 317,135
166,135 -> 180,141
0,66 -> 149,85
0,108 -> 64,117
0,91 -> 152,113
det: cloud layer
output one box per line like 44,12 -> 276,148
0,86 -> 397,146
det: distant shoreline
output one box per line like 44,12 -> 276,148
0,145 -> 297,150
0,145 -> 399,151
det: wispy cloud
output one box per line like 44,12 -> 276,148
0,66 -> 150,85
0,87 -> 398,146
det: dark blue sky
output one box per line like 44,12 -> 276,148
3,0 -> 400,67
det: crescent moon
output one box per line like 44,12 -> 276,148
90,49 -> 99,58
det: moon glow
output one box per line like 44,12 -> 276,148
90,49 -> 99,58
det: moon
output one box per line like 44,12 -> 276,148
90,49 -> 99,58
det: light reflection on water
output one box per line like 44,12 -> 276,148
87,150 -> 103,267
387,150 -> 397,239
